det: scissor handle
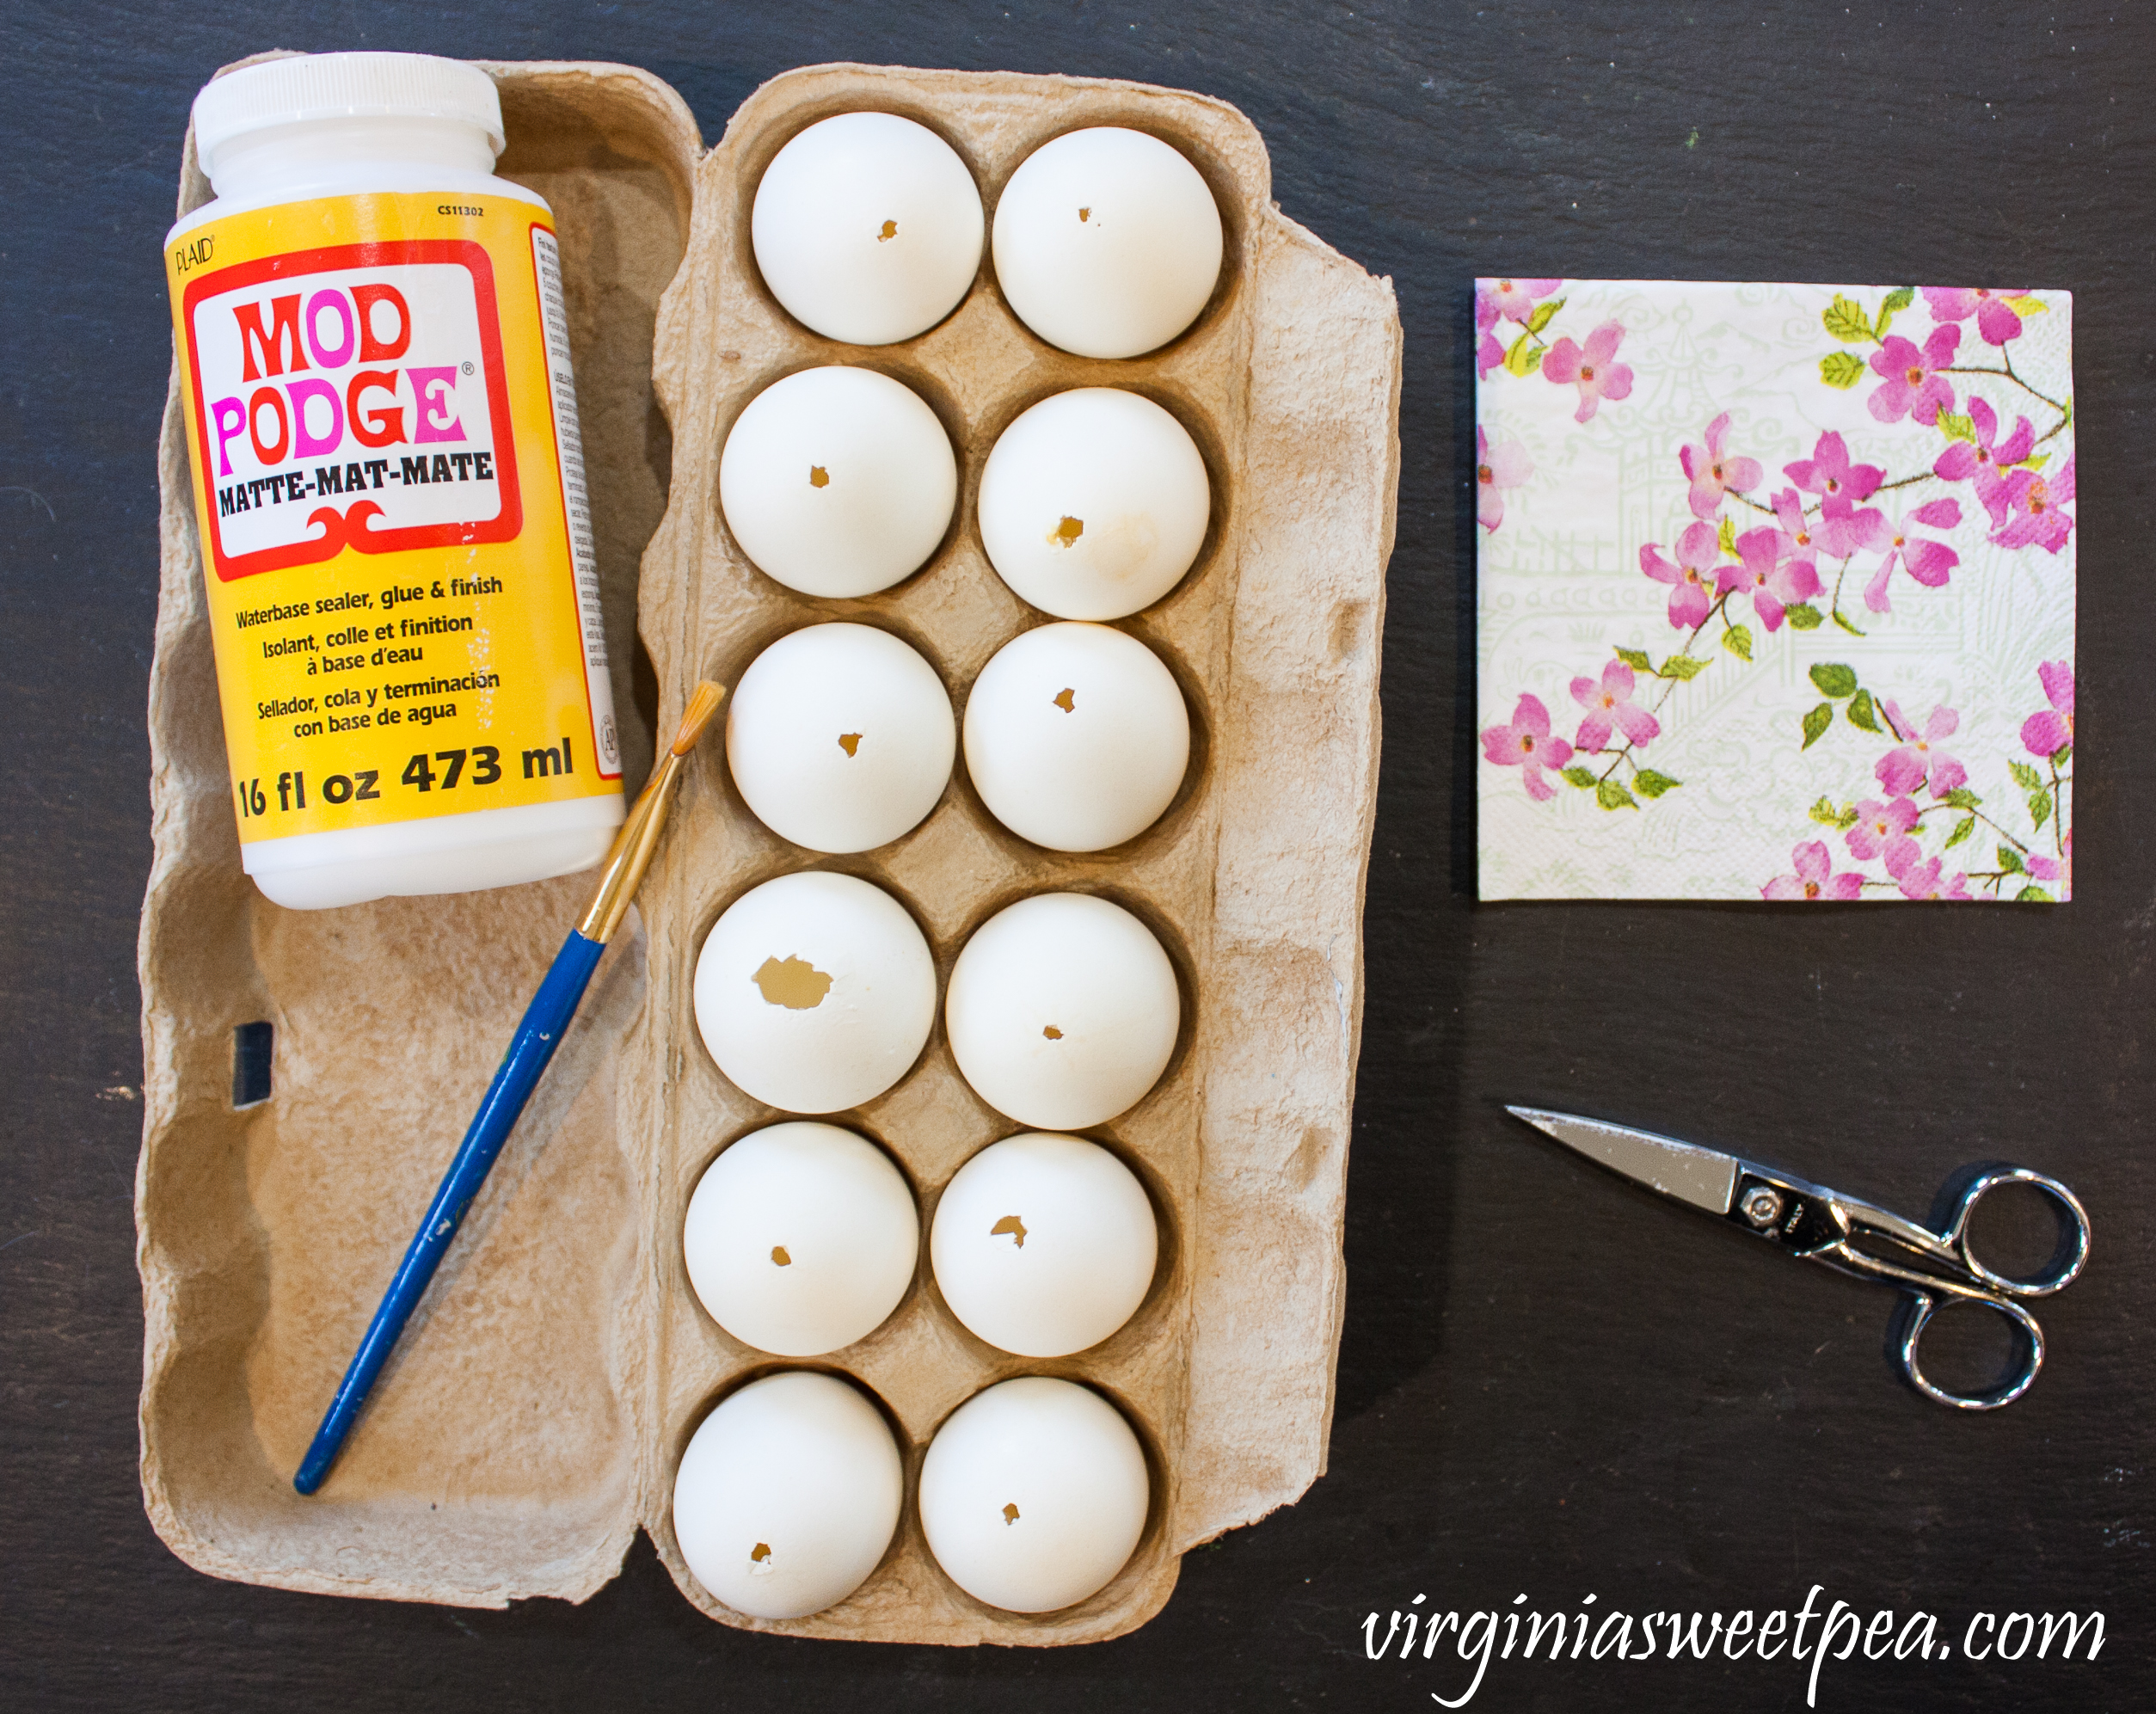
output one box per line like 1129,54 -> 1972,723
1899,1288 -> 2046,1411
1941,1168 -> 2091,1299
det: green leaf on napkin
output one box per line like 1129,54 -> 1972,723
1819,351 -> 1866,390
1823,295 -> 1875,343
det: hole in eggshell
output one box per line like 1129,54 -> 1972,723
1052,687 -> 1075,712
877,218 -> 898,242
838,732 -> 862,756
749,1542 -> 775,1574
1041,1024 -> 1063,1039
770,1245 -> 792,1266
1048,515 -> 1084,548
991,1214 -> 1028,1248
1002,1502 -> 1021,1524
752,955 -> 832,1009
1078,206 -> 1090,222
808,464 -> 829,488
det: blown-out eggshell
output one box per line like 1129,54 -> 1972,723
943,892 -> 1180,1130
673,1370 -> 904,1619
931,1132 -> 1158,1357
991,126 -> 1223,359
962,621 -> 1189,851
719,366 -> 957,599
694,870 -> 937,1114
728,624 -> 956,854
918,1376 -> 1149,1613
752,111 -> 985,346
685,1122 -> 919,1356
976,389 -> 1210,621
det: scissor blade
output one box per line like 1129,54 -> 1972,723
1506,1107 -> 1739,1217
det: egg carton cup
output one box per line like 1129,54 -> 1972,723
138,58 -> 1399,1645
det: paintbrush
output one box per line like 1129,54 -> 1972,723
295,680 -> 726,1496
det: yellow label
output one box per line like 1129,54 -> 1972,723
165,190 -> 620,842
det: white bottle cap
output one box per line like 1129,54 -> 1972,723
192,52 -> 505,183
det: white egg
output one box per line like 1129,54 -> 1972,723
944,893 -> 1179,1130
931,1133 -> 1157,1357
684,1122 -> 919,1356
695,870 -> 937,1114
720,367 -> 957,599
977,389 -> 1209,620
752,111 -> 985,346
673,1370 -> 903,1619
963,623 -> 1189,851
918,1376 -> 1148,1613
992,126 -> 1224,359
728,624 -> 955,853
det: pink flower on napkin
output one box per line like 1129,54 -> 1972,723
1932,397 -> 2035,524
1725,525 -> 1821,631
1812,495 -> 1890,562
1897,855 -> 1974,900
1877,701 -> 1967,799
1488,277 -> 1563,323
1867,324 -> 1960,426
1784,430 -> 1883,505
1863,498 -> 1963,612
1477,426 -> 1533,531
1846,796 -> 1921,875
1924,286 -> 2030,347
1762,840 -> 1864,901
1543,321 -> 1633,423
2027,832 -> 2073,899
1481,693 -> 1574,801
1767,488 -> 1822,570
2021,661 -> 2075,759
1475,284 -> 1506,378
1640,522 -> 1719,629
1569,660 -> 1659,752
1990,454 -> 2075,554
1680,412 -> 1763,519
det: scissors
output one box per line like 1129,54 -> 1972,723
1507,1107 -> 2091,1410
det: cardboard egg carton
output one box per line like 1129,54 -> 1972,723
138,58 -> 1399,1645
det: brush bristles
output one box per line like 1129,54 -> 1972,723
670,680 -> 726,755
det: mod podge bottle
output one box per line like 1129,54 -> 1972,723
164,52 -> 624,909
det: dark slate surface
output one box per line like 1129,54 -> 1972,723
5,3 -> 2150,1707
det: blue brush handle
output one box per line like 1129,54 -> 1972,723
293,929 -> 607,1496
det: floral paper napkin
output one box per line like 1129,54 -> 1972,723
1476,280 -> 2075,902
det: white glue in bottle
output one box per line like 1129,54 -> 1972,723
164,52 -> 625,909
